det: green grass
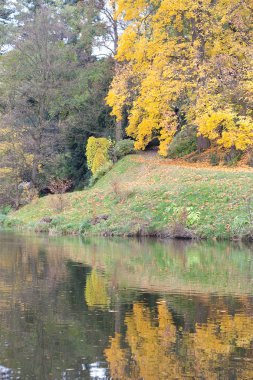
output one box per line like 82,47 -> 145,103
4,154 -> 253,239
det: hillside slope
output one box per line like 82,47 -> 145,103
5,154 -> 253,239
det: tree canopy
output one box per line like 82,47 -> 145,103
107,0 -> 253,156
0,0 -> 116,205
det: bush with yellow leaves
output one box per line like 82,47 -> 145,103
86,137 -> 112,174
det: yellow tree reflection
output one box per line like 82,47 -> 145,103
104,334 -> 130,379
85,270 -> 110,309
105,301 -> 253,379
194,312 -> 253,378
105,301 -> 182,379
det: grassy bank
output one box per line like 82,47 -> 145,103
3,154 -> 253,240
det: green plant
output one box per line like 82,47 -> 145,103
210,153 -> 220,166
0,214 -> 7,224
89,161 -> 113,186
113,139 -> 135,160
168,126 -> 197,158
50,216 -> 65,227
0,204 -> 11,225
0,205 -> 12,215
33,221 -> 50,233
230,197 -> 253,238
79,219 -> 92,234
166,204 -> 200,227
231,216 -> 249,237
247,197 -> 253,224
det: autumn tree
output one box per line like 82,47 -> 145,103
0,125 -> 36,207
107,0 -> 253,156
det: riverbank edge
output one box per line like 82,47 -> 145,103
1,222 -> 253,242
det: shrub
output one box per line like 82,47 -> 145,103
210,153 -> 220,166
50,216 -> 65,227
224,148 -> 242,166
168,126 -> 197,158
79,219 -> 92,234
48,179 -> 72,194
113,139 -> 135,160
166,205 -> 200,228
3,218 -> 20,228
20,185 -> 39,206
165,204 -> 198,238
248,150 -> 253,167
89,161 -> 113,186
47,194 -> 70,213
0,205 -> 12,225
86,137 -> 112,174
0,205 -> 12,215
33,221 -> 50,233
0,214 -> 7,225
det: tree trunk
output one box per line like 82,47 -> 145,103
32,159 -> 38,186
115,119 -> 123,142
197,135 -> 210,152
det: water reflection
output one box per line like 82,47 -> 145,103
0,232 -> 252,379
85,270 -> 110,309
105,300 -> 253,379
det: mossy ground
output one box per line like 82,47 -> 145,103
4,153 -> 253,239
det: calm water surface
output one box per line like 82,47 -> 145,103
0,232 -> 253,379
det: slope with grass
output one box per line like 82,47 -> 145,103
4,154 -> 253,240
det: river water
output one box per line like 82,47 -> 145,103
0,232 -> 252,379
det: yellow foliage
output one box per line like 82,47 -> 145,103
86,137 -> 112,174
104,334 -> 128,379
105,301 -> 253,379
107,0 -> 253,154
105,301 -> 180,380
198,111 -> 253,150
0,167 -> 12,177
85,270 -> 110,309
0,126 -> 35,202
